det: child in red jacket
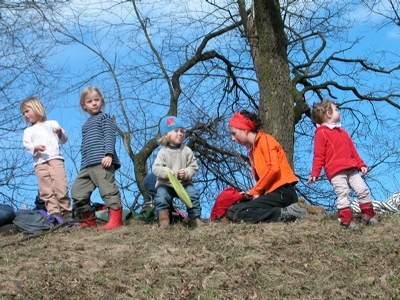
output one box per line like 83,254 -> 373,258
308,99 -> 379,229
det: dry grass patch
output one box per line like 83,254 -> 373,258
1,213 -> 399,299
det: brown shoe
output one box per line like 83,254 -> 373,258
189,217 -> 205,228
158,210 -> 170,229
61,211 -> 73,223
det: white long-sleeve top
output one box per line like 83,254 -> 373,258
22,120 -> 68,166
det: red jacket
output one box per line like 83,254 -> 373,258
311,125 -> 366,180
248,131 -> 298,196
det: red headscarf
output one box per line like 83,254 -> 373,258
228,112 -> 256,131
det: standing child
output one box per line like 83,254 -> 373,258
71,86 -> 122,231
152,116 -> 204,229
21,97 -> 72,221
308,99 -> 379,229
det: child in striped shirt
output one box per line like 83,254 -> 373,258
71,86 -> 122,231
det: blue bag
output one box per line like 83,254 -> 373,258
0,204 -> 15,226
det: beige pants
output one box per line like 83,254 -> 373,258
35,159 -> 72,215
330,168 -> 373,209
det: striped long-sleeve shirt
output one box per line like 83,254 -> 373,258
80,112 -> 120,170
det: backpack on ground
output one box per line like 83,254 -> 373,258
0,204 -> 15,226
13,210 -> 54,234
210,187 -> 251,221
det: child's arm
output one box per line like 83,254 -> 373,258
53,126 -> 68,144
152,149 -> 171,179
22,129 -> 45,156
309,131 -> 325,183
102,114 -> 117,158
346,131 -> 367,171
180,148 -> 199,180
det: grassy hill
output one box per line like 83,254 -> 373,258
1,213 -> 399,299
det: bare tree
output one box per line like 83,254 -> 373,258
2,0 -> 399,212
0,0 -> 70,208
203,0 -> 400,208
361,0 -> 400,28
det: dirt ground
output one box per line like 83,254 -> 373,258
1,213 -> 400,299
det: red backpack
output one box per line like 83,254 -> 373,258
210,187 -> 251,221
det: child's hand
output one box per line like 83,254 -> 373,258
177,169 -> 186,179
360,166 -> 368,175
35,145 -> 46,152
53,127 -> 62,138
308,176 -> 316,184
101,156 -> 112,168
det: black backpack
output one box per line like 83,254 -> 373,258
226,201 -> 282,223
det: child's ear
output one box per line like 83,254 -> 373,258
326,110 -> 332,118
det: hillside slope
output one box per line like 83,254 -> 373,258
1,214 -> 399,299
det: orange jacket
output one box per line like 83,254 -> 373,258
248,131 -> 298,196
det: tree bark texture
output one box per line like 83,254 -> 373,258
248,0 -> 295,164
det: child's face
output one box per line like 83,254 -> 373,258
21,106 -> 39,124
82,91 -> 104,116
168,128 -> 185,146
328,103 -> 340,123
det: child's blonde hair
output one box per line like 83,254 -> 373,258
311,99 -> 336,125
20,97 -> 47,122
157,132 -> 172,146
79,86 -> 105,111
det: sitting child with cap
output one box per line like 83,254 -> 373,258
152,116 -> 204,229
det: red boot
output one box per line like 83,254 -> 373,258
80,211 -> 97,227
360,203 -> 380,226
97,208 -> 122,231
338,207 -> 360,230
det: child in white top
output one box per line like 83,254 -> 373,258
21,97 -> 72,221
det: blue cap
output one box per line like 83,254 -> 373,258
159,116 -> 185,136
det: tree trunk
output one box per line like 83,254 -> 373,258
248,0 -> 295,164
